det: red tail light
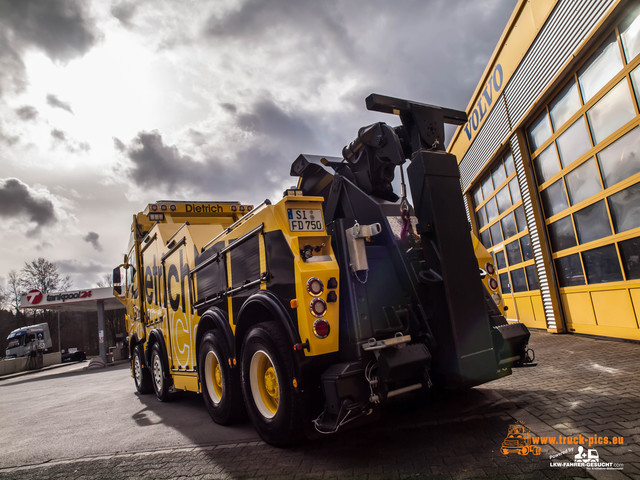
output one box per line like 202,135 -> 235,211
313,319 -> 330,338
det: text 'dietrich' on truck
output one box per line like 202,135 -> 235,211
113,94 -> 535,446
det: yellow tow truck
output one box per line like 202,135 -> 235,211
114,94 -> 534,446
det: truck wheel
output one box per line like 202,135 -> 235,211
199,332 -> 244,425
241,322 -> 304,446
151,343 -> 171,401
133,344 -> 153,394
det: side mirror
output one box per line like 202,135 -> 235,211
113,267 -> 122,295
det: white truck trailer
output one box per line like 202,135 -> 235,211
5,323 -> 52,358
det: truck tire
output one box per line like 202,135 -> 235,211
199,332 -> 244,425
133,344 -> 153,394
240,322 -> 304,446
151,343 -> 171,401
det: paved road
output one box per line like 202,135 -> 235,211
0,331 -> 639,479
0,361 -> 258,469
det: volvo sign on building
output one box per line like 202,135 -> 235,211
449,0 -> 640,341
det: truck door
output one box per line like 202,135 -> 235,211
163,242 -> 196,371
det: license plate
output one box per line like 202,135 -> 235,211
287,208 -> 324,232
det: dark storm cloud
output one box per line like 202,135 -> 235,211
57,258 -> 109,283
15,105 -> 39,121
0,0 -> 100,97
113,137 -> 126,152
51,128 -> 90,153
123,130 -> 241,196
46,94 -> 74,114
0,0 -> 99,61
220,103 -> 237,114
204,0 -> 515,117
125,130 -> 205,190
205,0 -> 352,51
83,231 -> 102,251
0,34 -> 26,97
51,129 -> 67,142
0,178 -> 56,227
237,99 -> 315,140
124,98 -> 321,199
110,1 -> 137,26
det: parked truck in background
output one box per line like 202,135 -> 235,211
5,323 -> 52,358
113,94 -> 533,446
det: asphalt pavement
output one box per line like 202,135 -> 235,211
0,330 -> 638,479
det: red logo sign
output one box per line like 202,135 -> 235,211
26,289 -> 43,305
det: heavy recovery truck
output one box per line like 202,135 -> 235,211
113,94 -> 533,446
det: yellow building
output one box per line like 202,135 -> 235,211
449,0 -> 640,340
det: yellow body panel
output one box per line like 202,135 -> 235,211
211,195 -> 340,356
590,290 -> 637,329
560,284 -> 640,338
471,232 -> 505,315
562,292 -> 597,330
630,288 -> 640,324
172,373 -> 199,392
514,296 -> 535,324
531,295 -> 546,327
120,196 -> 342,395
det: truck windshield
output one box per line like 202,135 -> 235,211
7,337 -> 23,348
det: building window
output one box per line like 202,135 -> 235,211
470,149 -> 539,297
618,236 -> 640,279
597,127 -> 640,188
608,182 -> 640,233
620,5 -> 640,62
526,6 -> 640,289
586,80 -> 636,144
577,34 -> 623,103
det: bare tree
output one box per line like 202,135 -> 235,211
6,270 -> 23,314
0,283 -> 7,310
96,273 -> 112,288
20,258 -> 72,294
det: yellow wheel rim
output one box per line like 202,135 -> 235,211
250,350 -> 279,418
205,351 -> 223,404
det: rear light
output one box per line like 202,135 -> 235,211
310,298 -> 327,317
488,277 -> 499,290
313,319 -> 330,338
485,262 -> 495,275
306,277 -> 323,296
491,292 -> 501,305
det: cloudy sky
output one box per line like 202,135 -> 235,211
0,0 -> 517,290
